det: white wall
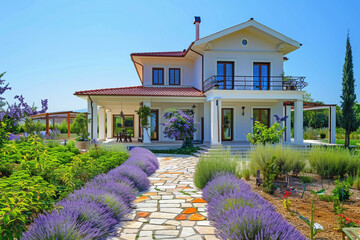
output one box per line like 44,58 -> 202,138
206,100 -> 285,142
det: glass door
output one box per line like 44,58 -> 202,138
151,110 -> 159,140
253,108 -> 270,127
222,108 -> 233,141
217,62 -> 234,89
113,115 -> 134,137
253,63 -> 270,90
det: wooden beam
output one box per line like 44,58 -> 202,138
46,113 -> 50,136
67,112 -> 71,139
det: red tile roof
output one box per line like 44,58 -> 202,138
74,86 -> 204,97
130,51 -> 187,57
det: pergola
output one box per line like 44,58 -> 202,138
283,101 -> 337,143
30,111 -> 88,139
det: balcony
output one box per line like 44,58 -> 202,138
202,75 -> 308,92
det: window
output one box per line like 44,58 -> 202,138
241,39 -> 248,46
152,68 -> 164,85
216,62 -> 234,89
253,63 -> 270,90
169,68 -> 180,85
253,108 -> 270,127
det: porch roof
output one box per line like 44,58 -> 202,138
74,86 -> 205,97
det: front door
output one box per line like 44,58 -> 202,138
151,110 -> 159,140
217,62 -> 234,89
253,63 -> 270,90
222,108 -> 233,141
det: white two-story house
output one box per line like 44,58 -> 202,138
74,17 -> 336,145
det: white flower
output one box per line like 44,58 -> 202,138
313,223 -> 324,230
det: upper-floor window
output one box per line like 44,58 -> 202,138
169,68 -> 180,85
152,68 -> 164,85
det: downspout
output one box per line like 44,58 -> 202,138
189,46 -> 204,92
88,95 -> 93,139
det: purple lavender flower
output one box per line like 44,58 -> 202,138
214,206 -> 305,240
125,156 -> 157,176
84,180 -> 137,207
68,187 -> 130,220
108,164 -> 150,191
90,173 -> 137,191
202,173 -> 251,203
8,133 -> 20,141
129,147 -> 159,169
274,114 -> 288,123
22,208 -> 101,240
207,188 -> 275,222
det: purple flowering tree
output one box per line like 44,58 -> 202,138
0,72 -> 48,147
162,108 -> 197,149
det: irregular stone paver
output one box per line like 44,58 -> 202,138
109,155 -> 218,240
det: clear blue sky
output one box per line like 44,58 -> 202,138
1,0 -> 359,112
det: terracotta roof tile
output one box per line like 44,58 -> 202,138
74,86 -> 204,97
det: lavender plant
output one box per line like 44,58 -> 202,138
125,156 -> 157,176
202,173 -> 250,203
108,164 -> 150,191
130,147 -> 159,169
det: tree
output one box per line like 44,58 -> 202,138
340,33 -> 359,147
162,108 -> 197,149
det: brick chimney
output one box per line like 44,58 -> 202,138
194,16 -> 201,41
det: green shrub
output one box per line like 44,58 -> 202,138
317,128 -> 328,139
353,175 -> 360,189
303,127 -> 318,140
0,135 -> 130,238
249,144 -> 305,175
194,147 -> 239,189
299,176 -> 314,184
262,156 -> 279,194
241,168 -> 251,180
247,121 -> 285,145
309,147 -> 351,178
318,194 -> 335,202
332,177 -> 353,201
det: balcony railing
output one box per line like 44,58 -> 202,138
203,75 -> 308,92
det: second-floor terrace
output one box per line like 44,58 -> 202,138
203,75 -> 308,92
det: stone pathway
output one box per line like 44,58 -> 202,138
109,155 -> 218,240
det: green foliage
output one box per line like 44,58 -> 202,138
194,147 -> 239,189
136,105 -> 151,128
23,118 -> 44,134
241,168 -> 251,180
309,146 -> 360,178
262,156 -> 279,194
299,176 -> 313,184
299,189 -> 325,240
247,121 -> 285,145
332,177 -> 353,201
353,175 -> 360,189
249,144 -> 305,175
303,127 -> 318,140
318,194 -> 335,202
0,135 -> 129,239
71,114 -> 89,141
340,34 -> 360,147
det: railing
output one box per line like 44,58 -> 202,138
202,75 -> 308,92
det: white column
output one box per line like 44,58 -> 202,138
217,99 -> 222,144
143,101 -> 151,144
87,99 -> 98,139
210,99 -> 221,145
294,100 -> 303,144
285,105 -> 292,143
98,107 -> 105,140
106,110 -> 113,139
329,106 -> 336,144
203,101 -> 211,143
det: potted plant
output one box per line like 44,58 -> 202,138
71,114 -> 90,150
136,104 -> 151,142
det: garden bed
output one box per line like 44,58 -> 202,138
246,174 -> 360,239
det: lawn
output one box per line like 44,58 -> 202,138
322,139 -> 360,145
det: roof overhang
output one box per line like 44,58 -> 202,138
193,19 -> 301,55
